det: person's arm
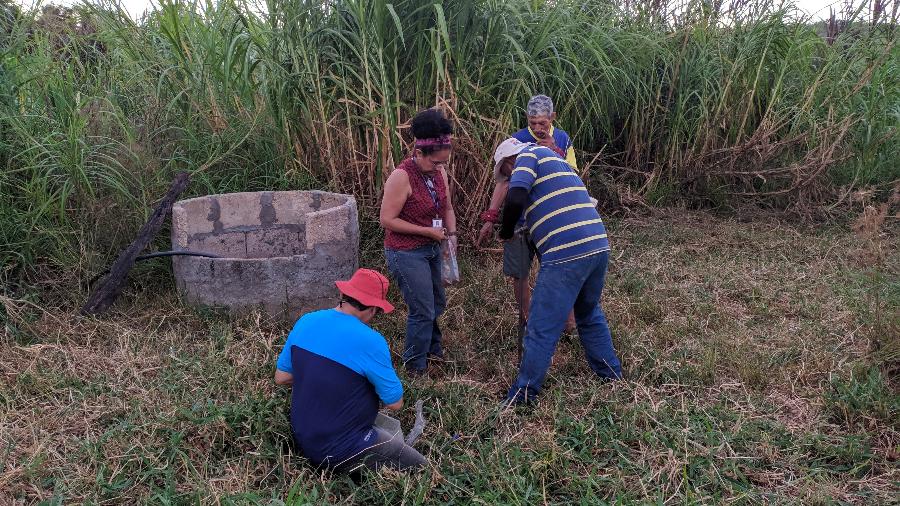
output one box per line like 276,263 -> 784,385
499,152 -> 538,239
275,337 -> 295,385
476,180 -> 509,247
380,169 -> 444,241
499,187 -> 528,239
275,369 -> 293,386
364,338 -> 406,410
488,179 -> 510,210
439,169 -> 456,235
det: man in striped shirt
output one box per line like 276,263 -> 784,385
497,138 -> 622,405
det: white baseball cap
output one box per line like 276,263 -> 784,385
493,137 -> 531,173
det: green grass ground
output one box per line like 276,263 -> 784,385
2,209 -> 897,504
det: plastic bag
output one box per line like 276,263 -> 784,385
374,400 -> 426,446
441,236 -> 460,285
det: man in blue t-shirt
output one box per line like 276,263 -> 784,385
496,138 -> 622,405
274,268 -> 426,471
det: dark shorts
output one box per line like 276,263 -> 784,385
503,231 -> 536,279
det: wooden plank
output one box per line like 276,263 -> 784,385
81,172 -> 190,315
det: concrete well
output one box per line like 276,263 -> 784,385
171,190 -> 359,320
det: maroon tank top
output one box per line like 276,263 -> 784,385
384,157 -> 448,251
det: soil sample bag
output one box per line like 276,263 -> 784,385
441,236 -> 460,285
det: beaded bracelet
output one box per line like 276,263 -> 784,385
480,209 -> 499,223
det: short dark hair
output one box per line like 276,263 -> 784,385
411,108 -> 453,155
340,294 -> 375,312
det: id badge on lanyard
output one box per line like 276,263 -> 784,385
422,173 -> 442,227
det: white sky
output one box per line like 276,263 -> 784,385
15,0 -> 863,21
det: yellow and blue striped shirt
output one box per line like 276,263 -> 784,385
509,146 -> 609,265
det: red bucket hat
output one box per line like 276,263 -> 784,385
335,268 -> 395,313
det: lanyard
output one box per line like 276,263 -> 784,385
420,172 -> 440,217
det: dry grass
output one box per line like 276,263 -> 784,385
1,209 -> 897,504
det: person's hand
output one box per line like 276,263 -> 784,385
476,222 -> 494,248
537,135 -> 566,158
537,135 -> 557,151
423,226 -> 447,242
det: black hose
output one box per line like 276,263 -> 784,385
134,250 -> 221,261
87,250 -> 222,287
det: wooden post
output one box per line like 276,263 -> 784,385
81,172 -> 190,315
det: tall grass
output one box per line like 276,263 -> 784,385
0,0 -> 897,288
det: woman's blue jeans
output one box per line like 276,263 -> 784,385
507,251 -> 621,404
385,243 -> 446,371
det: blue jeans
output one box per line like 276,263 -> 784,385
385,243 -> 446,371
507,251 -> 621,404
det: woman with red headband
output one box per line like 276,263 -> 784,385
380,108 -> 457,376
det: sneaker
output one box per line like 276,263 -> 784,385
406,367 -> 427,379
502,387 -> 538,408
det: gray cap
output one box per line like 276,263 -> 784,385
526,95 -> 554,117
